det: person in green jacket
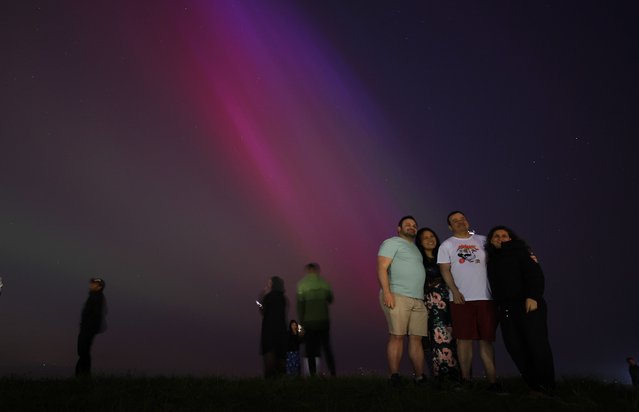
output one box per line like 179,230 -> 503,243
297,262 -> 336,376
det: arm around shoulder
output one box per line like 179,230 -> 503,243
520,251 -> 544,303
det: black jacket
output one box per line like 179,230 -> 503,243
487,240 -> 544,303
80,291 -> 106,334
260,290 -> 288,356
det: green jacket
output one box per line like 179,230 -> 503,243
296,273 -> 333,330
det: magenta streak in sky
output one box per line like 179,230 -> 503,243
118,1 -> 401,287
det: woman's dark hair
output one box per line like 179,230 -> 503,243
485,225 -> 528,256
270,276 -> 285,292
415,227 -> 440,264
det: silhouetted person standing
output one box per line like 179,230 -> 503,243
628,357 -> 639,387
75,277 -> 107,377
297,263 -> 336,376
258,276 -> 288,378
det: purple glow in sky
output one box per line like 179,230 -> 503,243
1,0 -> 637,381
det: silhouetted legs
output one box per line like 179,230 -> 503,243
306,329 -> 336,376
500,300 -> 555,392
75,332 -> 95,377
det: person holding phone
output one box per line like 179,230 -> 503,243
286,320 -> 305,376
258,276 -> 288,378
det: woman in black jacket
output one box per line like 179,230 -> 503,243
486,226 -> 555,394
258,276 -> 288,378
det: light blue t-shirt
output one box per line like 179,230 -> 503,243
378,236 -> 425,299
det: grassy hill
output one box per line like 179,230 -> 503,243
1,376 -> 637,411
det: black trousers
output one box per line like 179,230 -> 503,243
499,299 -> 555,392
75,332 -> 96,377
304,329 -> 336,376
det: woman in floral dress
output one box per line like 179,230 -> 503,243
416,228 -> 460,382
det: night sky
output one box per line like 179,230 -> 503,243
1,0 -> 637,381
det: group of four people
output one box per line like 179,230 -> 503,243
378,211 -> 555,394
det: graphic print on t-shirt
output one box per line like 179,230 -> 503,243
456,244 -> 481,264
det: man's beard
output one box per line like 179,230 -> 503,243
402,231 -> 416,239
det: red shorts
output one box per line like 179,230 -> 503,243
450,300 -> 497,341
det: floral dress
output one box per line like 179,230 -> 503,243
424,257 -> 460,380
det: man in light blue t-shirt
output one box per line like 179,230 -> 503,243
377,216 -> 427,386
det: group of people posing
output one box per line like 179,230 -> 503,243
74,210 -> 554,390
258,263 -> 336,378
378,211 -> 555,394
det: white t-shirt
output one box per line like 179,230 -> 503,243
437,234 -> 492,301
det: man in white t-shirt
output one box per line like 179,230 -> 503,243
438,211 -> 498,389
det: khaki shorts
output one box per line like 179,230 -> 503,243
380,292 -> 428,336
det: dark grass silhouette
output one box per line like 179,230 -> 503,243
0,376 -> 637,411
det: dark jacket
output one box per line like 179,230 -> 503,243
630,364 -> 639,386
486,239 -> 544,303
260,290 -> 288,356
80,291 -> 106,334
287,329 -> 303,352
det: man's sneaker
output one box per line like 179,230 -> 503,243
389,373 -> 404,388
451,381 -> 464,391
414,374 -> 428,385
487,382 -> 508,395
459,379 -> 473,391
443,378 -> 464,391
